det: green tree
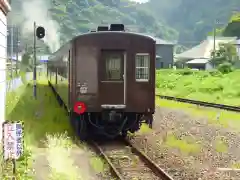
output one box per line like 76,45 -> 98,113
10,0 -> 179,46
210,43 -> 238,73
223,21 -> 240,38
220,12 -> 240,38
208,28 -> 224,36
141,0 -> 240,44
21,52 -> 31,66
20,51 -> 33,84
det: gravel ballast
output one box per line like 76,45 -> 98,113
130,107 -> 240,180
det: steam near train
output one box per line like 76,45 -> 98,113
47,24 -> 156,140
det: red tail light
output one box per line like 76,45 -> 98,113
73,102 -> 86,115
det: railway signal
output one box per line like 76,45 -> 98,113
36,26 -> 45,39
33,23 -> 46,99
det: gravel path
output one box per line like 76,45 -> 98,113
131,107 -> 240,180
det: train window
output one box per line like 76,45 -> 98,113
106,55 -> 122,80
135,53 -> 150,81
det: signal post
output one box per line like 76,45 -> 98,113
33,22 -> 45,99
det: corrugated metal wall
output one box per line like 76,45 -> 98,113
0,8 -> 8,141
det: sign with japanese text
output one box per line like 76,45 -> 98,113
2,122 -> 24,160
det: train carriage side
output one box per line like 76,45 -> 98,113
71,31 -> 156,139
47,42 -> 72,110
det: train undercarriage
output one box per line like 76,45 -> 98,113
49,81 -> 153,140
70,111 -> 153,140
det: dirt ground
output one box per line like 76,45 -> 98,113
131,107 -> 240,180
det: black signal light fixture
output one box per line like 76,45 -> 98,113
36,26 -> 45,39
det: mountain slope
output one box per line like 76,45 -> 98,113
8,0 -> 178,53
141,0 -> 240,45
50,0 -> 178,41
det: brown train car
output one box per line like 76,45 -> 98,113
47,24 -> 156,140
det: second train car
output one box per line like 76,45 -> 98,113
47,24 -> 156,140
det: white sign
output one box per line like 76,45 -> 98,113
77,82 -> 88,94
3,122 -> 23,160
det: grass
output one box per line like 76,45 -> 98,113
1,77 -> 106,179
137,123 -> 152,134
46,133 -> 82,180
232,162 -> 240,169
6,78 -> 73,147
156,69 -> 240,106
165,133 -> 201,155
155,97 -> 240,155
215,139 -> 228,153
135,118 -> 202,155
135,122 -> 201,155
5,80 -> 29,117
135,69 -> 240,159
156,97 -> 240,130
1,78 -> 73,179
89,156 -> 106,173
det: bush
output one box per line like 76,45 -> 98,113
208,69 -> 222,77
156,69 -> 240,106
217,62 -> 233,74
178,68 -> 195,75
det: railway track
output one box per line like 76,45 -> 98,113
90,138 -> 174,180
48,82 -> 174,179
157,95 -> 240,112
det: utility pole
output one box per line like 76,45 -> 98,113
213,21 -> 216,61
33,22 -> 45,99
16,27 -> 19,75
10,26 -> 13,78
213,19 -> 223,68
33,21 -> 37,99
213,20 -> 221,61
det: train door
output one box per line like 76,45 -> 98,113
99,50 -> 126,108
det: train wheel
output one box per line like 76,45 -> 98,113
75,114 -> 88,141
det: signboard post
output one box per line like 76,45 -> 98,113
2,121 -> 24,178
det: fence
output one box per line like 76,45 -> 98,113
6,72 -> 32,92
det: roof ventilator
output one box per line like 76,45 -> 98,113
109,24 -> 125,31
97,26 -> 109,31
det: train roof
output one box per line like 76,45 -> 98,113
73,31 -> 156,41
49,31 -> 156,61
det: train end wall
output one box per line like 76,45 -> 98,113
74,45 -> 99,111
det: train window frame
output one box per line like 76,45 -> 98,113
135,53 -> 150,82
105,54 -> 122,81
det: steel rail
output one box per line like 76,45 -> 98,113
90,141 -> 125,180
48,81 -> 174,179
124,138 -> 174,180
157,95 -> 240,112
90,138 -> 174,180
